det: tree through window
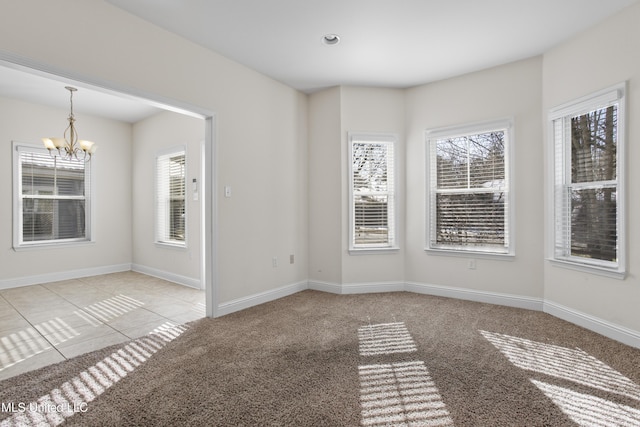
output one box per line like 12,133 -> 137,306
427,120 -> 513,255
550,83 -> 625,275
569,106 -> 617,261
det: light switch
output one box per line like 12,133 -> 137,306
224,185 -> 232,198
192,178 -> 199,201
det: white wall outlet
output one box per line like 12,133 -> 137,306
272,257 -> 277,267
468,259 -> 476,270
290,254 -> 294,264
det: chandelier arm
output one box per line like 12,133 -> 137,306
42,86 -> 96,162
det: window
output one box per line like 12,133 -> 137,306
349,133 -> 397,252
426,120 -> 513,256
549,83 -> 625,277
13,142 -> 93,248
156,147 -> 186,246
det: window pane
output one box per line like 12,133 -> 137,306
436,137 -> 469,189
469,132 -> 505,188
22,199 -> 85,241
570,187 -> 617,262
57,199 -> 86,239
354,195 -> 388,245
352,142 -> 388,192
22,198 -> 53,241
169,198 -> 185,241
436,132 -> 504,189
21,153 -> 85,196
571,106 -> 617,184
435,192 -> 505,247
22,154 -> 55,196
56,168 -> 85,196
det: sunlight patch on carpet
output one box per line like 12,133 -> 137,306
0,322 -> 186,427
481,330 -> 640,426
359,361 -> 453,426
480,330 -> 640,401
358,322 -> 417,356
531,379 -> 640,427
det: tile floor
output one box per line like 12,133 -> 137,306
0,271 -> 205,381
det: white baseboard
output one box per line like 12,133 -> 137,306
308,280 -> 405,295
216,280 -> 308,317
342,281 -> 405,294
405,281 -> 544,311
240,280 -> 543,315
308,280 -> 342,294
131,264 -> 201,289
0,264 -> 132,290
543,300 -> 640,349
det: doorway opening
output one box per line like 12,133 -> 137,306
0,56 -> 218,319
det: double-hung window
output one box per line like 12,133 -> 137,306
13,142 -> 93,248
426,120 -> 513,256
549,83 -> 625,277
349,133 -> 397,252
156,147 -> 186,247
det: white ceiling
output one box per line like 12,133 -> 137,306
107,0 -> 639,92
0,64 -> 162,123
0,0 -> 637,121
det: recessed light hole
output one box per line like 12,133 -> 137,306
322,34 -> 340,45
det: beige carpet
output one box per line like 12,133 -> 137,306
1,290 -> 640,426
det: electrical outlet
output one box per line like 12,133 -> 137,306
272,257 -> 277,267
290,254 -> 294,264
468,259 -> 476,270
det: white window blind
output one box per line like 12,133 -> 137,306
156,147 -> 186,246
349,134 -> 396,250
427,121 -> 512,255
550,84 -> 624,275
14,143 -> 92,247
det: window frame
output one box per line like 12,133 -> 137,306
348,132 -> 398,254
547,83 -> 626,278
155,145 -> 187,248
12,141 -> 95,250
425,118 -> 515,258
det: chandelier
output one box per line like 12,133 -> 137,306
42,86 -> 97,161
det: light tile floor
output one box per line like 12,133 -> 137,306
0,271 -> 205,381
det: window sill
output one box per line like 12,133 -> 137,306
155,241 -> 187,250
13,240 -> 95,252
349,247 -> 399,255
548,258 -> 625,280
425,247 -> 514,260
